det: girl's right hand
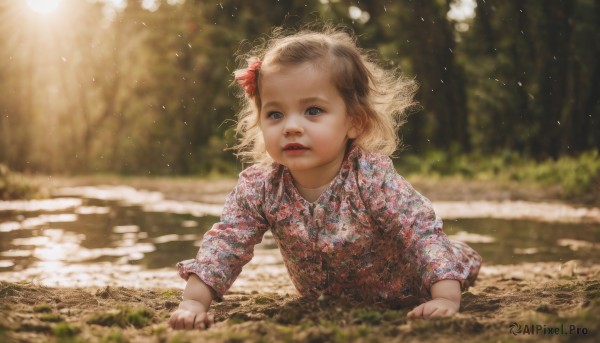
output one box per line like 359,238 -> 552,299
168,299 -> 215,330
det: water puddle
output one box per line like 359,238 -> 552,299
444,218 -> 600,265
0,186 -> 598,288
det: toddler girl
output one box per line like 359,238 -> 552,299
169,27 -> 481,330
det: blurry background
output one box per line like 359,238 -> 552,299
0,0 -> 598,181
1,0 -> 600,304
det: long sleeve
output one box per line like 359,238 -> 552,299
358,155 -> 480,296
177,167 -> 270,301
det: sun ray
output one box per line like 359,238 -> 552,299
27,0 -> 62,14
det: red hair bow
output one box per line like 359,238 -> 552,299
234,57 -> 262,97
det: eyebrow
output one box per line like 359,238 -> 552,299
262,97 -> 330,109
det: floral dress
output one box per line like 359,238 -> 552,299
178,146 -> 481,303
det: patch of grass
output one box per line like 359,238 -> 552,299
18,322 -> 52,333
584,282 -> 600,300
228,312 -> 251,324
52,322 -> 80,338
159,289 -> 179,299
296,323 -> 377,343
254,295 -> 276,305
151,325 -> 172,343
222,332 -> 252,343
168,333 -> 194,343
0,164 -> 41,200
535,304 -> 556,314
397,149 -> 600,204
352,309 -> 382,324
40,313 -> 64,323
273,308 -> 302,325
33,304 -> 53,313
87,307 -> 154,328
382,310 -> 405,324
504,150 -> 600,200
271,324 -> 295,342
101,330 -> 129,343
568,298 -> 600,325
205,328 -> 257,343
408,316 -> 486,335
356,325 -> 372,337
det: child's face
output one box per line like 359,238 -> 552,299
258,62 -> 359,187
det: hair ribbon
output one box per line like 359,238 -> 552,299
234,57 -> 262,97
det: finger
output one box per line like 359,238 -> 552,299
179,315 -> 192,330
168,313 -> 177,329
407,304 -> 424,319
426,308 -> 447,319
207,313 -> 215,326
176,316 -> 186,330
186,314 -> 197,330
171,316 -> 181,330
407,308 -> 421,319
422,305 -> 438,318
194,313 -> 206,330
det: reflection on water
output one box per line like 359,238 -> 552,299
0,186 -> 599,287
0,203 -> 216,272
445,218 -> 600,265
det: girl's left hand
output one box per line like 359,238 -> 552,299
407,298 -> 459,319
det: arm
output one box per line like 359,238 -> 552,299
407,279 -> 461,319
169,274 -> 215,330
356,154 -> 472,318
170,167 -> 270,329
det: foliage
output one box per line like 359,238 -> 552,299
32,304 -> 53,313
398,149 -> 600,203
0,164 -> 40,200
87,307 -> 154,328
52,322 -> 81,340
39,313 -> 64,323
504,150 -> 600,197
101,330 -> 129,343
0,0 -> 598,175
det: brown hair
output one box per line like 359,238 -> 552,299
233,25 -> 418,164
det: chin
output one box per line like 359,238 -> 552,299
281,161 -> 315,171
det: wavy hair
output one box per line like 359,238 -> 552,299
232,25 -> 418,164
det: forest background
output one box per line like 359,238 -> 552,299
0,0 -> 598,200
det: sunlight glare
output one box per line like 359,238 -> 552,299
448,0 -> 476,21
26,0 -> 62,14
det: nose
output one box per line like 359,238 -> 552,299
283,116 -> 304,136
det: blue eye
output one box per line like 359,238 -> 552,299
306,107 -> 323,116
267,112 -> 283,120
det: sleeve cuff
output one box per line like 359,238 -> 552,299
176,259 -> 224,302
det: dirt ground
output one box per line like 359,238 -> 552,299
1,261 -> 599,343
1,176 -> 598,342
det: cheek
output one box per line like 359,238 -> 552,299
260,126 -> 278,147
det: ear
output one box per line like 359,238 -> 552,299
347,126 -> 360,139
347,116 -> 363,139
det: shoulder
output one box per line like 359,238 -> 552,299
353,151 -> 434,225
352,149 -> 416,197
233,162 -> 282,198
221,163 -> 279,216
353,149 -> 396,181
238,162 -> 279,183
